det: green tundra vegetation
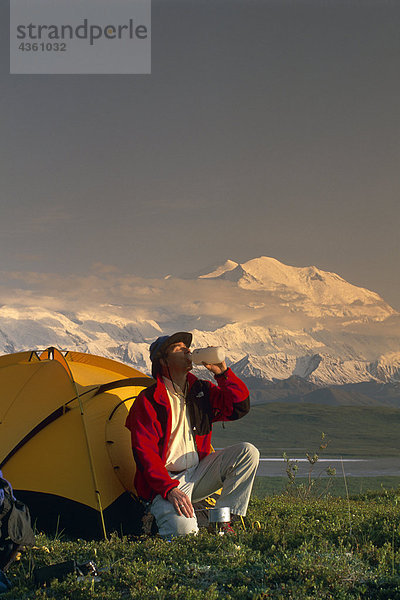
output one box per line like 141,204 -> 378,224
252,476 -> 400,499
212,403 -> 400,457
3,428 -> 400,599
2,485 -> 400,599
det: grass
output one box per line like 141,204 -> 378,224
3,484 -> 400,599
252,476 -> 400,499
212,403 -> 400,457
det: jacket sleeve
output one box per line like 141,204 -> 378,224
125,394 -> 179,499
208,368 -> 250,422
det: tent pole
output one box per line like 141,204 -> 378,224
73,380 -> 108,541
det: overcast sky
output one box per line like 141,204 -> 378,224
1,0 -> 399,309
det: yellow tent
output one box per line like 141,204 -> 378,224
0,347 -> 153,539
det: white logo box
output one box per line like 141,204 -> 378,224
10,0 -> 151,74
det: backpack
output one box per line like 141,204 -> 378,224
0,474 -> 35,571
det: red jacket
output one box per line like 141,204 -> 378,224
125,368 -> 250,501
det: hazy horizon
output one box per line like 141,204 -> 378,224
1,1 -> 399,309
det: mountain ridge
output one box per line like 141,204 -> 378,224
196,256 -> 395,320
0,256 -> 399,388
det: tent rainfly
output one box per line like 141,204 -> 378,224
0,347 -> 153,539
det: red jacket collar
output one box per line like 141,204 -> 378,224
154,372 -> 198,404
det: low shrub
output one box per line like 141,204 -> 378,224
2,489 -> 400,599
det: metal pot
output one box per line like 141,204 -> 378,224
208,507 -> 230,523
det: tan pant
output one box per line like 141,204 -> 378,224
150,442 -> 260,538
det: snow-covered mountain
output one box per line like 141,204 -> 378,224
0,305 -> 161,369
198,257 -> 395,320
0,257 -> 399,387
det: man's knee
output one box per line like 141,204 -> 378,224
238,441 -> 260,465
223,442 -> 259,473
151,496 -> 199,537
174,516 -> 199,536
160,515 -> 198,538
